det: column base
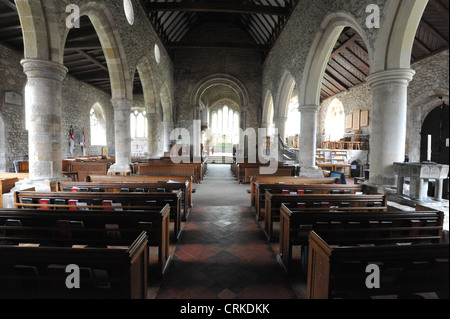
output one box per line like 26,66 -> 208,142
108,163 -> 132,176
298,166 -> 325,178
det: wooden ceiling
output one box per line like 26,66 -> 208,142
320,0 -> 449,101
141,0 -> 299,57
0,0 -> 448,102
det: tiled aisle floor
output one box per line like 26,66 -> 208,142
156,205 -> 298,299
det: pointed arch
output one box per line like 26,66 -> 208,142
160,83 -> 173,122
61,2 -> 132,100
372,0 -> 429,72
262,91 -> 274,128
15,0 -> 61,62
136,56 -> 158,114
299,12 -> 369,107
191,74 -> 249,110
275,70 -> 298,118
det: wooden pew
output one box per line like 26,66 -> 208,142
249,176 -> 340,209
254,180 -> 358,220
69,161 -> 112,182
243,167 -> 296,184
279,204 -> 445,274
0,231 -> 148,299
58,180 -> 191,221
264,193 -> 387,242
306,230 -> 448,299
133,162 -> 203,184
14,190 -> 182,242
234,162 -> 296,184
0,206 -> 170,275
86,175 -> 194,214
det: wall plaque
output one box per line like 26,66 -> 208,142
4,91 -> 23,106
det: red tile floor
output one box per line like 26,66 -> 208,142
154,205 -> 300,299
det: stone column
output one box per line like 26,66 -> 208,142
147,114 -> 162,159
274,117 -> 287,142
109,98 -> 133,175
163,121 -> 174,153
21,59 -> 68,182
367,69 -> 415,186
297,105 -> 323,177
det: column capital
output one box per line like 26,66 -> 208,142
111,98 -> 133,110
21,59 -> 68,82
367,68 -> 416,89
299,104 -> 320,113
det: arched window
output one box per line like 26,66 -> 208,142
325,98 -> 345,142
210,105 -> 240,146
90,103 -> 107,145
285,95 -> 301,138
130,109 -> 148,138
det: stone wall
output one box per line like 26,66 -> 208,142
406,50 -> 449,162
0,43 -> 115,172
0,44 -> 27,172
319,84 -> 372,143
172,21 -> 262,133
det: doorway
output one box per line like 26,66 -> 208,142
420,103 -> 449,164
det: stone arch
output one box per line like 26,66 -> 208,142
191,74 -> 249,110
275,70 -> 298,118
61,2 -> 132,100
15,0 -> 61,62
371,0 -> 429,72
135,56 -> 158,114
261,91 -> 274,129
160,83 -> 173,122
299,12 -> 369,107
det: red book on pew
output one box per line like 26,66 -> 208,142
281,190 -> 289,194
297,190 -> 305,194
71,187 -> 79,193
39,199 -> 50,210
103,200 -> 113,211
68,199 -> 78,211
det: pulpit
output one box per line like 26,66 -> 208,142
394,162 -> 449,201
